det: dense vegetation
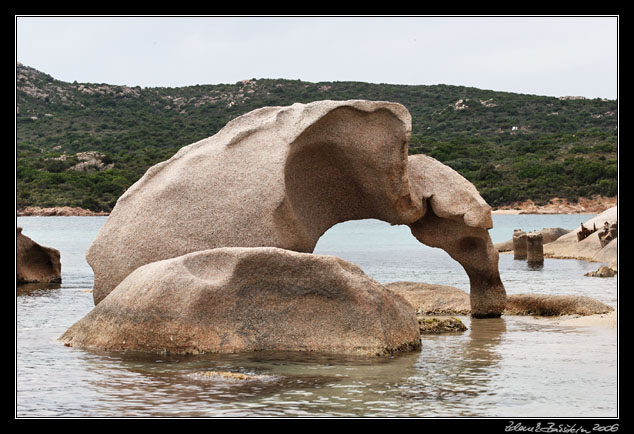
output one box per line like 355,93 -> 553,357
16,63 -> 618,212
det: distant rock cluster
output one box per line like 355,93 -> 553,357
495,207 -> 618,277
544,207 -> 618,270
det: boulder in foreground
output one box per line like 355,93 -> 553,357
60,247 -> 421,356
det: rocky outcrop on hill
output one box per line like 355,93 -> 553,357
86,100 -> 506,318
68,151 -> 114,172
44,151 -> 114,173
60,247 -> 421,356
17,227 -> 61,284
17,62 -> 141,109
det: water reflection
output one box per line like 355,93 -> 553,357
526,262 -> 544,271
21,312 -> 617,418
72,349 -> 423,417
465,317 -> 506,361
17,282 -> 62,296
399,317 -> 508,416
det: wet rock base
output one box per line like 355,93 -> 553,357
418,316 -> 468,334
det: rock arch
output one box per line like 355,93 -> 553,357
281,104 -> 423,249
87,100 -> 506,317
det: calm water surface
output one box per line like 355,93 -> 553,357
16,215 -> 618,418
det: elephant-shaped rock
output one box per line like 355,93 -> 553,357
87,100 -> 506,317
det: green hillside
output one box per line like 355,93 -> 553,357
16,63 -> 618,212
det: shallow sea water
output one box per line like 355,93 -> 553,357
16,215 -> 618,418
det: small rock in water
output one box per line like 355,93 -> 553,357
584,266 -> 616,278
418,316 -> 467,334
504,293 -> 613,316
187,370 -> 272,382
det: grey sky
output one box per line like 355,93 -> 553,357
15,16 -> 618,99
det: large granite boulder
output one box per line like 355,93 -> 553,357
87,100 -> 422,304
60,247 -> 422,356
17,227 -> 61,284
87,100 -> 506,317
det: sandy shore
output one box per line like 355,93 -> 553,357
491,209 -> 522,215
556,310 -> 617,328
529,310 -> 617,329
512,310 -> 617,332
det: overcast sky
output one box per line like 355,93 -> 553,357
15,15 -> 618,99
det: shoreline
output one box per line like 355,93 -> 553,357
16,206 -> 109,217
491,209 -> 522,215
491,196 -> 617,215
526,310 -> 617,329
18,196 -> 616,217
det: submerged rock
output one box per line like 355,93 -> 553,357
584,266 -> 617,278
386,281 -> 613,318
186,370 -> 275,383
60,247 -> 422,356
504,294 -> 614,316
418,317 -> 467,334
16,227 -> 61,284
385,281 -> 471,315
